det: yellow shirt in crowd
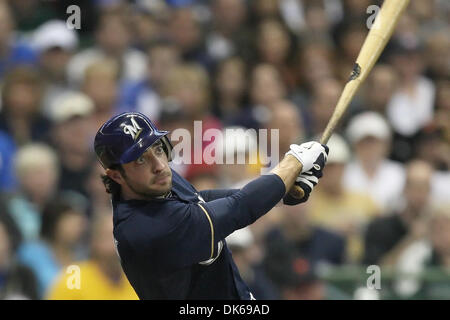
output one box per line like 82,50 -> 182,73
46,261 -> 138,300
308,189 -> 380,262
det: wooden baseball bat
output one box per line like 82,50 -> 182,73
289,0 -> 411,199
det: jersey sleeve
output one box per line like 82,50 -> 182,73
199,189 -> 240,202
201,174 -> 286,241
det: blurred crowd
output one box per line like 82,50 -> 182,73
0,0 -> 449,300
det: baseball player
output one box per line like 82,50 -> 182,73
94,112 -> 328,299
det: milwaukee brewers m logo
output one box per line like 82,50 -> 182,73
122,116 -> 143,140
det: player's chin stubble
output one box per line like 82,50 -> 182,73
125,175 -> 172,200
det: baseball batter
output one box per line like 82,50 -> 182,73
94,112 -> 328,299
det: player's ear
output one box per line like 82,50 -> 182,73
106,168 -> 125,185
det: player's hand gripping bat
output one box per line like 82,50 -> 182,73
289,0 -> 411,199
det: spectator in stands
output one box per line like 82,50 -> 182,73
264,201 -> 346,270
226,227 -> 278,300
120,39 -> 181,122
18,200 -> 87,298
263,203 -> 346,299
212,56 -> 249,127
129,2 -> 168,50
386,38 -> 436,162
343,112 -> 405,212
422,80 -> 450,171
163,63 -> 216,124
256,19 -> 296,90
265,250 -> 327,300
363,160 -> 434,266
0,67 -> 50,146
380,202 -> 450,299
308,134 -> 379,263
0,2 -> 37,78
362,64 -> 399,115
47,212 -> 138,300
300,1 -> 335,44
31,20 -> 79,114
82,59 -> 121,131
67,7 -> 147,86
410,82 -> 450,205
0,219 -> 38,300
264,99 -> 305,157
206,0 -> 252,64
5,143 -> 59,242
246,64 -> 287,129
168,7 -> 212,70
407,203 -> 450,299
49,93 -> 96,198
423,30 -> 449,82
340,0 -> 372,21
294,40 -> 337,94
291,41 -> 337,128
250,0 -> 282,22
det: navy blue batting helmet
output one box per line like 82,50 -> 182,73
94,112 -> 173,169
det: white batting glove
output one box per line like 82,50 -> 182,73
285,141 -> 329,173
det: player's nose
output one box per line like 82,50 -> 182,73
150,153 -> 166,174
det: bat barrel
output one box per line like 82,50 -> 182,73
289,0 -> 411,200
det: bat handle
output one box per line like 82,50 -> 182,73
289,184 -> 306,200
288,135 -> 330,200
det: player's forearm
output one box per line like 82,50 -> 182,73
270,154 -> 303,195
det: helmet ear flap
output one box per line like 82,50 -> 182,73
160,136 -> 173,162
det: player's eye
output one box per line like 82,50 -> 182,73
154,145 -> 164,155
136,156 -> 146,164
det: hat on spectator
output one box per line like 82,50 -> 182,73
50,93 -> 94,124
32,20 -> 79,53
326,134 -> 351,164
346,112 -> 391,144
388,36 -> 424,56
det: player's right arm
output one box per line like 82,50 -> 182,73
201,141 -> 328,239
118,142 -> 327,271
